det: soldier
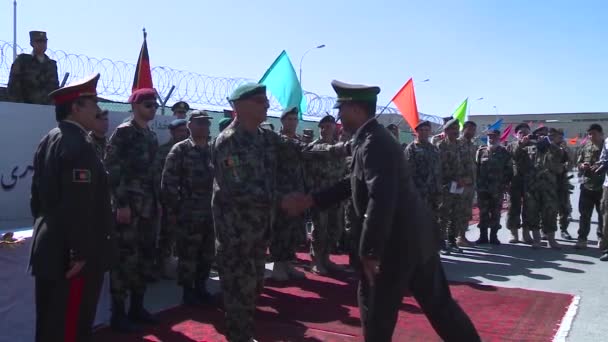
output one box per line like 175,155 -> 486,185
89,109 -> 109,160
506,123 -> 534,244
575,124 -> 605,249
218,117 -> 233,133
281,79 -> 480,342
29,73 -> 117,341
404,120 -> 442,214
386,123 -> 407,149
302,128 -> 314,143
7,30 -> 59,104
307,114 -> 348,274
171,101 -> 190,119
161,110 -> 218,305
552,129 -> 574,239
105,88 -> 161,332
475,129 -> 513,244
155,118 -> 190,279
437,119 -> 466,253
270,107 -> 306,281
457,121 -> 478,247
430,116 -> 453,145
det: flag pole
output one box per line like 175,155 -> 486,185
12,0 -> 17,61
374,99 -> 394,119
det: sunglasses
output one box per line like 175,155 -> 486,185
142,102 -> 159,109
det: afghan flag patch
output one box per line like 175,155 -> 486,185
72,169 -> 92,183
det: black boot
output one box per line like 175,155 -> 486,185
476,228 -> 489,244
128,292 -> 160,325
182,286 -> 204,306
111,298 -> 142,333
489,228 -> 501,245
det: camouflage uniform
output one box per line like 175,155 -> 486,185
156,140 -> 179,263
476,145 -> 513,233
437,138 -> 465,243
576,141 -> 605,242
305,138 -> 347,267
161,138 -> 214,289
457,137 -> 477,235
507,140 -> 530,231
404,139 -> 442,211
557,142 -> 573,233
88,132 -> 107,160
105,119 -> 160,301
7,53 -> 59,104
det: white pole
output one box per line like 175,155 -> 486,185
13,0 -> 17,61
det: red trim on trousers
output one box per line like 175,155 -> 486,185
64,276 -> 85,342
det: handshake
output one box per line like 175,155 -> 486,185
280,192 -> 314,216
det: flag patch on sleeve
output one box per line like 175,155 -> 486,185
72,169 -> 92,183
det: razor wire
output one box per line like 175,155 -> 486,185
0,40 -> 442,123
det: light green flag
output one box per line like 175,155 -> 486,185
259,50 -> 307,119
452,98 -> 468,128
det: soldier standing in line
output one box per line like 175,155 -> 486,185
456,121 -> 478,247
307,114 -> 348,275
171,101 -> 190,119
552,129 -> 574,240
475,130 -> 513,245
575,124 -> 605,249
386,123 -> 407,149
436,119 -> 466,254
29,73 -> 117,342
155,118 -> 189,280
270,107 -> 306,281
7,31 -> 59,104
161,110 -> 219,305
506,123 -> 534,244
89,109 -> 109,160
104,88 -> 161,332
430,116 -> 453,145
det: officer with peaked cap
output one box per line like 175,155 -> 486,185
171,101 -> 190,119
30,73 -> 118,341
7,30 -> 59,104
281,79 -> 480,342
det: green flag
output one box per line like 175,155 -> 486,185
259,50 -> 307,119
452,98 -> 468,128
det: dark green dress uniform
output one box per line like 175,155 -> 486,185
312,80 -> 480,342
29,73 -> 117,342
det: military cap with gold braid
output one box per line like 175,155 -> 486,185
49,73 -> 100,105
331,80 -> 380,109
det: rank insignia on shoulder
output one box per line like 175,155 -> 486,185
72,169 -> 92,183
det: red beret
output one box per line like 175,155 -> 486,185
49,73 -> 99,105
128,88 -> 157,103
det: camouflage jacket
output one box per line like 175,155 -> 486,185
437,138 -> 464,187
513,139 -> 565,189
276,133 -> 307,194
155,139 -> 178,181
404,140 -> 442,198
476,145 -> 513,193
458,137 -> 477,186
7,53 -> 59,104
577,140 -> 604,191
305,138 -> 347,191
161,138 -> 214,221
88,132 -> 107,160
104,119 -> 159,216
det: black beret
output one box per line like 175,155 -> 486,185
533,126 -> 549,135
588,124 -> 603,133
487,129 -> 500,136
514,123 -> 530,133
463,120 -> 477,128
415,120 -> 431,130
171,101 -> 189,112
318,114 -> 336,126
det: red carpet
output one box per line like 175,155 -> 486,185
93,253 -> 574,342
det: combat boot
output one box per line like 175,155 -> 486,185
531,230 -> 542,249
311,255 -> 329,275
574,240 -> 587,249
476,228 -> 489,244
110,298 -> 142,333
561,230 -> 573,240
547,232 -> 562,249
128,292 -> 160,325
285,261 -> 306,279
271,261 -> 289,281
508,229 -> 520,243
456,236 -> 474,248
489,228 -> 501,245
324,255 -> 346,272
522,229 -> 534,244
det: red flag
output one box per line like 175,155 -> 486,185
391,78 -> 419,130
132,30 -> 153,91
568,137 -> 578,145
500,123 -> 513,142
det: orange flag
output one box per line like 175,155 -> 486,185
568,137 -> 578,145
391,78 -> 419,130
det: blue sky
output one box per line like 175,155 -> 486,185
2,0 -> 607,116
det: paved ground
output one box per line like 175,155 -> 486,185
144,175 -> 603,341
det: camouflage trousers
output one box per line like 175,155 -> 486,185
558,190 -> 572,231
176,219 -> 215,288
310,205 -> 343,261
269,211 -> 304,262
477,191 -> 503,230
578,187 -> 603,241
110,214 -> 158,300
507,175 -> 529,230
525,184 -> 558,233
439,188 -> 469,240
214,206 -> 270,342
599,187 -> 608,252
157,208 -> 176,259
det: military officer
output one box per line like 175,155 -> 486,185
281,80 -> 480,342
161,110 -> 218,305
171,101 -> 190,119
105,88 -> 161,332
7,30 -> 59,104
30,73 -> 117,342
475,129 -> 513,244
89,109 -> 109,160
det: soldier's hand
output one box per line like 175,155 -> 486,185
116,207 -> 132,224
361,256 -> 380,287
66,260 -> 86,279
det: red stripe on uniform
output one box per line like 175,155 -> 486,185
64,276 -> 85,342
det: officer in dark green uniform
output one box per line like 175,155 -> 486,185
171,101 -> 190,119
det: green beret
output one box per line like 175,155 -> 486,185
168,119 -> 187,129
281,106 -> 298,119
228,83 -> 266,102
415,120 -> 431,130
219,118 -> 233,132
331,80 -> 380,109
172,101 -> 189,112
188,110 -> 213,122
318,114 -> 336,126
